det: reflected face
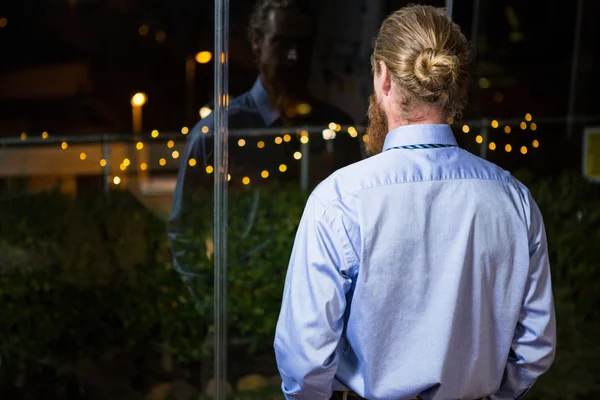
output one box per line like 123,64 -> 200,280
253,10 -> 316,103
365,94 -> 389,156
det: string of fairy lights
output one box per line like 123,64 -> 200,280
4,114 -> 540,186
455,113 -> 540,155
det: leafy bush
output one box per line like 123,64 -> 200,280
176,187 -> 307,353
0,190 -> 199,396
0,186 -> 307,397
514,172 -> 600,399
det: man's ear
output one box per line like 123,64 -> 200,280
374,61 -> 392,98
250,31 -> 262,56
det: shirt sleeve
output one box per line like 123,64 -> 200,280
167,120 -> 210,277
490,193 -> 556,399
274,195 -> 353,400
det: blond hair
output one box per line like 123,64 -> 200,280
371,5 -> 470,118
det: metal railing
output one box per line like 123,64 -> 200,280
2,114 -> 600,194
0,125 -> 364,197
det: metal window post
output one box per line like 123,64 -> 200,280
300,138 -> 310,191
213,0 -> 229,398
446,0 -> 454,19
480,119 -> 488,160
567,0 -> 584,138
102,134 -> 111,199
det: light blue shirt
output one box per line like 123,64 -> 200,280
274,124 -> 556,400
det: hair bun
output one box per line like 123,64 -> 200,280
414,48 -> 459,94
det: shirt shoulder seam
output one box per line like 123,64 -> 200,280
319,175 -> 515,208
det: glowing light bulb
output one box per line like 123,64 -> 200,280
138,25 -> 149,36
196,51 -> 213,64
200,107 -> 212,119
296,103 -> 312,115
131,92 -> 147,107
322,129 -> 336,140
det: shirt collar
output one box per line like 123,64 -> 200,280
250,77 -> 281,126
383,124 -> 457,151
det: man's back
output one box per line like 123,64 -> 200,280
274,124 -> 555,399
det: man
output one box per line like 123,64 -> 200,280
274,5 -> 556,400
169,0 -> 361,275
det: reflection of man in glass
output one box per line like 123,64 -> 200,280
169,0 -> 360,285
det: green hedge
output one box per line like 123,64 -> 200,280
513,172 -> 600,399
0,187 -> 307,398
0,173 -> 599,398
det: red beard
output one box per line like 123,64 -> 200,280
365,94 -> 389,156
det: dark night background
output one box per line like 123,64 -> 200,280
1,0 -> 599,176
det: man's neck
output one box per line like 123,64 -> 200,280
388,113 -> 446,131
